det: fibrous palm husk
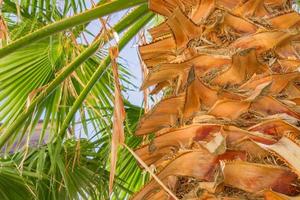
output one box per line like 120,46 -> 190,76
133,0 -> 300,199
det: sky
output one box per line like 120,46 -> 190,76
84,1 -> 147,106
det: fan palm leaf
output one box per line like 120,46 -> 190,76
0,0 -> 155,198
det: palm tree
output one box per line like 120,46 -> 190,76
133,0 -> 300,199
1,0 -> 300,200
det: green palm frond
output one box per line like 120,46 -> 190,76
0,0 -> 157,199
0,5 -> 152,149
0,101 -> 146,199
0,0 -> 148,58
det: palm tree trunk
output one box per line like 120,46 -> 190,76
134,0 -> 300,199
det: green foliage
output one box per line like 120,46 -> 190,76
0,0 -> 154,199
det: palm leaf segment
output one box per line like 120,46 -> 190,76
134,0 -> 300,199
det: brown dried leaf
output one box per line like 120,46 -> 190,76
149,0 -> 193,17
265,0 -> 289,7
146,190 -> 169,200
135,123 -> 275,166
0,16 -> 8,42
141,63 -> 189,91
257,136 -> 300,177
149,0 -> 173,16
208,99 -> 251,120
26,85 -> 48,111
136,94 -> 185,135
149,22 -> 172,42
241,72 -> 300,95
139,37 -> 177,67
234,139 -> 270,157
217,0 -> 240,9
142,54 -> 230,91
223,125 -> 277,145
150,81 -> 170,95
198,182 -> 221,194
124,144 -> 178,200
264,190 -> 298,200
277,59 -> 300,73
132,149 -> 217,200
132,149 -> 246,200
204,132 -> 226,154
222,161 -> 300,195
248,119 -> 300,138
275,41 -> 300,60
284,83 -> 300,100
135,124 -> 222,165
109,47 -> 126,194
191,0 -> 216,24
268,12 -> 300,29
251,96 -> 300,120
231,31 -> 297,53
212,49 -> 270,85
223,12 -> 258,34
168,8 -> 203,50
245,81 -> 272,102
184,72 -> 218,118
149,0 -> 200,17
196,192 -> 219,200
233,0 -> 269,17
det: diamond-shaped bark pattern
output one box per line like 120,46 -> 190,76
133,0 -> 300,199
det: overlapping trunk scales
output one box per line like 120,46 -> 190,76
134,0 -> 300,199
